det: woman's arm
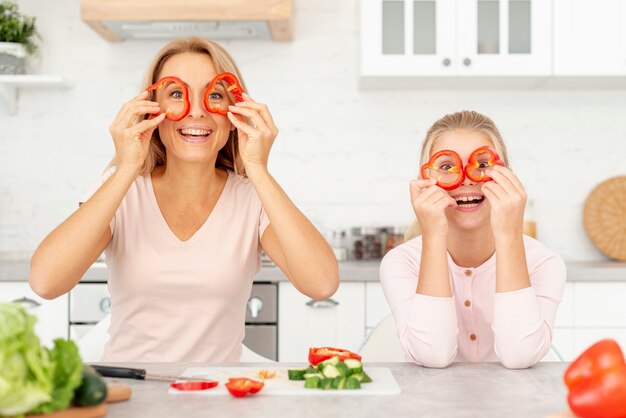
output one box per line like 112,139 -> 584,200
227,94 -> 338,300
30,92 -> 164,299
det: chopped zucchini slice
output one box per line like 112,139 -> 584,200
336,362 -> 351,377
321,364 -> 341,379
343,358 -> 363,374
345,376 -> 361,390
303,372 -> 323,379
288,369 -> 308,380
304,376 -> 321,388
320,377 -> 334,390
332,376 -> 347,390
351,372 -> 373,383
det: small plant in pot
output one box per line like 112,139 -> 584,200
0,1 -> 40,74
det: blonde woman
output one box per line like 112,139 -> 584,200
380,110 -> 566,369
29,37 -> 339,362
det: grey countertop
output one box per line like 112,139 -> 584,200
95,362 -> 570,418
1,258 -> 625,283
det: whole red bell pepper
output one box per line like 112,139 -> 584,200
225,377 -> 264,398
564,338 -> 625,390
420,150 -> 465,190
464,146 -> 505,182
568,363 -> 626,418
204,71 -> 245,116
145,76 -> 190,121
308,347 -> 362,366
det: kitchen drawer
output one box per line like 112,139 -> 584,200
69,283 -> 111,323
574,282 -> 626,327
554,282 -> 574,328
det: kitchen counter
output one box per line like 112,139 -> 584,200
1,259 -> 625,283
97,362 -> 570,418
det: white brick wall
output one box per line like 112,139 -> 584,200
1,0 -> 625,261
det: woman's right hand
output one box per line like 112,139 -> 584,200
109,91 -> 165,172
410,178 -> 457,237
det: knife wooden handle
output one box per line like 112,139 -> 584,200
91,365 -> 146,380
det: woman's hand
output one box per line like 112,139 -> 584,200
109,91 -> 165,173
227,93 -> 278,173
482,165 -> 527,239
410,178 -> 457,238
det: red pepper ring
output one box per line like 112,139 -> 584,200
420,150 -> 465,191
145,76 -> 190,122
464,146 -> 505,183
225,378 -> 264,397
204,71 -> 245,116
308,347 -> 362,366
170,381 -> 219,391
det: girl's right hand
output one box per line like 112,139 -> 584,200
108,91 -> 165,172
410,178 -> 457,237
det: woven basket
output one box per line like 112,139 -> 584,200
583,176 -> 626,261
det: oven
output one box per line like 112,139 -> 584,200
69,281 -> 278,360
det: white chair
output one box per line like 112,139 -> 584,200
359,314 -> 407,362
77,314 -> 274,362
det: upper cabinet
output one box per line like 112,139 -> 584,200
361,0 -> 626,85
553,0 -> 626,76
361,0 -> 551,77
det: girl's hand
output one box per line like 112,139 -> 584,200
481,165 -> 527,239
109,91 -> 165,172
410,178 -> 457,238
227,93 -> 278,173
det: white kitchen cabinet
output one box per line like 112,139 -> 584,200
0,282 -> 68,347
365,282 -> 391,336
553,0 -> 626,75
361,0 -> 551,77
278,282 -> 366,362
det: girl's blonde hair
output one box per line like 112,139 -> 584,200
120,37 -> 248,176
404,110 -> 510,241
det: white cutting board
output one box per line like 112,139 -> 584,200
168,366 -> 401,396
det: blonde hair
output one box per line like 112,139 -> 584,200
404,110 -> 510,241
116,37 -> 248,176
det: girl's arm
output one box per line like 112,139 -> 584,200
228,95 -> 339,300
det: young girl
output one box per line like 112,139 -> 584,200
29,38 -> 339,362
380,110 -> 566,369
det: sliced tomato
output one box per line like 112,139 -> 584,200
170,381 -> 218,391
308,347 -> 362,366
225,378 -> 264,397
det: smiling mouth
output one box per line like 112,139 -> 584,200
177,128 -> 212,142
454,195 -> 485,209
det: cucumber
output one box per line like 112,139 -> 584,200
336,362 -> 351,377
304,376 -> 321,389
317,356 -> 340,371
320,377 -> 333,390
74,365 -> 107,406
343,358 -> 363,374
332,376 -> 346,390
305,365 -> 318,374
321,364 -> 341,379
288,369 -> 308,380
351,372 -> 373,383
344,376 -> 361,390
303,372 -> 323,379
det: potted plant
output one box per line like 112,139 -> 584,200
0,1 -> 40,74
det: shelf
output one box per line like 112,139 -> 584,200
0,75 -> 67,114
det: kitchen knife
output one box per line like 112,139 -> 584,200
91,365 -> 210,382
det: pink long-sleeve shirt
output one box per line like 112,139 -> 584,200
379,235 -> 566,368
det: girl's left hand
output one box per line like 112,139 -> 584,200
481,165 -> 527,239
227,93 -> 278,171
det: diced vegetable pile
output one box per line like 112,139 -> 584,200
288,356 -> 372,390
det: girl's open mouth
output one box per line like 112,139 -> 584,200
454,195 -> 485,211
177,128 -> 212,143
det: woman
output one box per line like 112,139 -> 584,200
29,37 -> 339,362
380,110 -> 566,369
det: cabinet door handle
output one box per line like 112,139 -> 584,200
306,299 -> 339,309
99,297 -> 112,314
442,58 -> 451,67
11,297 -> 41,309
463,58 -> 472,66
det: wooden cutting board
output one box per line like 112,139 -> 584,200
168,366 -> 401,396
26,385 -> 131,418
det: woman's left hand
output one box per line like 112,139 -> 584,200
481,165 -> 527,239
227,93 -> 278,172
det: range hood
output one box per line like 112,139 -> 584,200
80,0 -> 293,41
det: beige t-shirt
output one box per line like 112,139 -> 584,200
85,168 -> 269,362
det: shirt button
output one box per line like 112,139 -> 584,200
464,269 -> 473,277
470,333 -> 477,341
464,300 -> 471,308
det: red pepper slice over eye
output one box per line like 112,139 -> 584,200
225,378 -> 264,397
146,76 -> 190,121
464,146 -> 505,183
308,347 -> 362,366
420,150 -> 465,191
170,381 -> 219,391
204,71 -> 245,116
